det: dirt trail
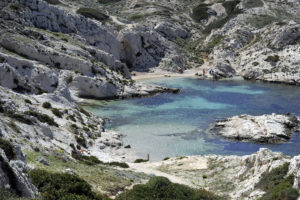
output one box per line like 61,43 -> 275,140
128,156 -> 208,187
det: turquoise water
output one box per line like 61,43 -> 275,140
84,78 -> 300,161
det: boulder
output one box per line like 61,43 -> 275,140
213,60 -> 236,79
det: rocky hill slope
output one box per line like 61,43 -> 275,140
0,0 -> 300,199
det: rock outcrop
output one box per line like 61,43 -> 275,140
130,148 -> 295,200
0,143 -> 38,198
208,114 -> 300,143
288,155 -> 300,189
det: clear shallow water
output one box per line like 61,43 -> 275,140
84,78 -> 300,161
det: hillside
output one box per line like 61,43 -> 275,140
0,0 -> 300,199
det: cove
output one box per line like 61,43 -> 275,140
84,77 -> 300,161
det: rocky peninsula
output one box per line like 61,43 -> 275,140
208,114 -> 300,143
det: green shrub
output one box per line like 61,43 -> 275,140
51,108 -> 63,118
24,110 -> 58,127
42,102 -> 52,109
77,107 -> 91,117
76,8 -> 109,21
116,176 -> 220,200
201,35 -> 224,53
4,111 -> 33,125
8,121 -> 20,133
247,15 -> 277,29
107,162 -> 129,168
70,143 -> 75,149
0,102 -> 3,113
29,169 -> 108,200
257,163 -> 299,200
134,158 -> 148,163
82,127 -> 90,132
222,0 -> 241,14
24,99 -> 32,104
191,3 -> 211,22
203,0 -> 242,34
72,152 -> 102,166
0,138 -> 16,160
97,0 -> 121,4
66,76 -> 73,84
68,114 -> 76,122
45,0 -> 62,5
265,55 -> 280,63
243,0 -> 263,8
70,124 -> 79,129
75,136 -> 87,148
71,153 -> 129,168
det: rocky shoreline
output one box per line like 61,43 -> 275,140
1,0 -> 300,199
208,114 -> 300,143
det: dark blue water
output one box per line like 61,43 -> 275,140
85,77 -> 300,161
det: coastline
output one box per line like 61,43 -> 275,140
131,68 -> 203,81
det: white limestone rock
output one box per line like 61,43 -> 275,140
209,114 -> 300,143
0,148 -> 38,198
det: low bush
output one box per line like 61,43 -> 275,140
116,176 -> 220,200
8,121 -> 20,133
265,55 -> 280,63
0,138 -> 15,160
77,107 -> 91,117
201,35 -> 224,53
51,108 -> 63,118
24,99 -> 32,104
42,102 -> 52,109
72,153 -> 129,168
0,102 -> 3,113
72,152 -> 102,166
107,162 -> 129,168
29,169 -> 108,200
24,110 -> 58,127
76,8 -> 109,21
257,163 -> 299,200
97,0 -> 121,4
191,3 -> 211,22
243,0 -> 263,8
45,0 -> 62,5
247,15 -> 277,29
68,114 -> 76,122
203,0 -> 242,34
4,111 -> 33,125
134,158 -> 148,163
75,136 -> 87,148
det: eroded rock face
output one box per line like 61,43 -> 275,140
0,146 -> 38,198
154,22 -> 190,41
288,155 -> 300,189
118,26 -> 184,72
208,114 -> 300,143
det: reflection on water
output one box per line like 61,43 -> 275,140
85,78 -> 300,161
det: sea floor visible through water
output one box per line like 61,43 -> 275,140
84,77 -> 300,161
